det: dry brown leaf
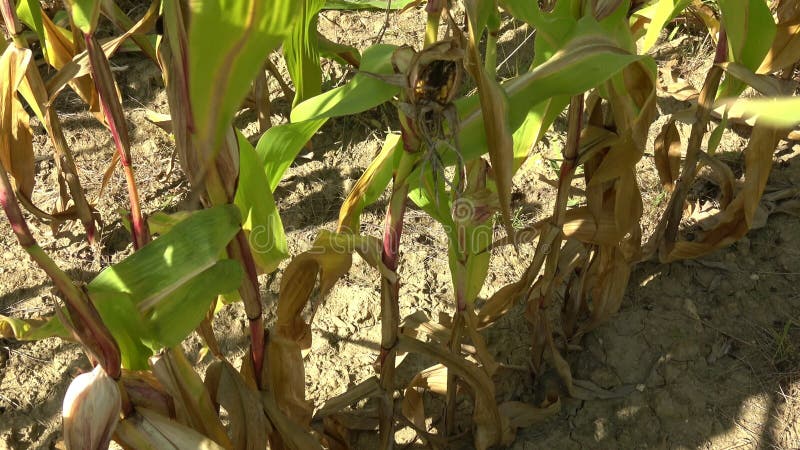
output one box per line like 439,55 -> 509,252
462,305 -> 499,376
662,123 -> 782,261
0,46 -> 35,199
654,120 -> 682,191
562,207 -> 623,245
689,0 -> 720,43
400,310 -> 451,344
149,349 -> 233,449
114,407 -> 227,449
40,12 -> 102,120
758,21 -> 800,74
476,281 -> 525,329
697,152 -> 736,209
120,370 -> 175,419
269,230 -> 393,432
205,361 -> 269,450
261,389 -> 322,450
659,65 -> 700,102
314,376 -> 381,419
775,0 -> 800,24
45,0 -> 159,105
401,364 -> 448,430
267,332 -> 314,429
321,415 -> 351,450
398,335 -> 512,449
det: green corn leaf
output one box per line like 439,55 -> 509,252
147,211 -> 193,236
256,44 -> 397,193
147,260 -> 242,347
319,33 -> 361,66
235,132 -> 288,274
88,205 -> 242,369
448,236 -> 491,303
0,313 -> 71,341
189,0 -> 296,161
707,111 -> 729,155
258,119 -> 325,192
15,0 -> 46,59
410,15 -> 643,226
637,0 -> 690,52
408,168 -> 452,227
87,291 -> 150,369
64,0 -> 101,33
718,0 -> 776,97
724,96 -> 800,128
290,44 -> 398,122
285,0 -> 325,108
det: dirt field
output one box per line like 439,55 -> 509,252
1,5 -> 799,449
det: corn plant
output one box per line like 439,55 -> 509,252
1,0 -> 799,449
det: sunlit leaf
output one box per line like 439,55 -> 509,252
189,0 -> 296,161
718,0 -> 776,96
635,0 -> 690,52
255,44 -> 398,193
722,96 -> 800,128
257,119 -> 325,191
291,44 -> 398,122
337,133 -> 401,232
285,0 -> 325,108
87,205 -> 242,368
236,132 -> 288,273
64,0 -> 101,33
15,0 -> 46,59
0,313 -> 71,341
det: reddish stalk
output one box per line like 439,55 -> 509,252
377,152 -> 416,450
228,229 -> 266,384
85,33 -> 149,249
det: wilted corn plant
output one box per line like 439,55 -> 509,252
1,0 -> 800,449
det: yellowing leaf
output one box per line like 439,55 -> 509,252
0,46 -> 35,198
722,96 -> 800,128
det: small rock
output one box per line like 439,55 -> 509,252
594,418 -> 612,442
